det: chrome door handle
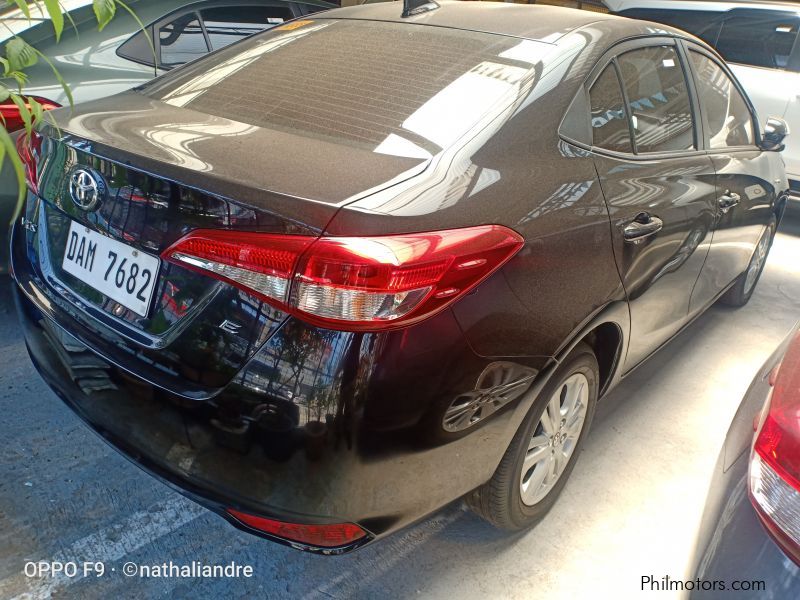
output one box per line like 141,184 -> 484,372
623,212 -> 663,243
718,191 -> 741,213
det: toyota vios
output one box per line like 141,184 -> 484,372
10,1 -> 790,553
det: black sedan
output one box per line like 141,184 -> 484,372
10,1 -> 790,553
688,322 -> 800,598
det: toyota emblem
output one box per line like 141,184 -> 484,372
69,168 -> 105,212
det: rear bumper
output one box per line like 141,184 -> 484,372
11,217 -> 549,552
16,294 -> 370,553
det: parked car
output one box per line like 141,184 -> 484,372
605,0 -> 800,198
0,0 -> 335,272
10,1 -> 790,553
688,323 -> 800,598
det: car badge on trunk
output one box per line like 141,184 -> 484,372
69,168 -> 106,212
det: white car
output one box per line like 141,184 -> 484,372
605,0 -> 800,196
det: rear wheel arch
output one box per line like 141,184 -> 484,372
468,341 -> 600,530
579,322 -> 624,397
553,308 -> 628,399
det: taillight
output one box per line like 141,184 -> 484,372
750,329 -> 800,564
1,95 -> 60,133
15,129 -> 43,195
163,225 -> 524,331
226,509 -> 367,549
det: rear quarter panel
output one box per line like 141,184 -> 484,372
330,25 -> 630,360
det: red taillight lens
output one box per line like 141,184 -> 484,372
163,225 -> 524,331
15,129 -> 44,195
750,330 -> 800,564
1,95 -> 60,133
226,509 -> 367,549
164,230 -> 315,311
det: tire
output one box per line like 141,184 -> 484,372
719,217 -> 776,308
468,342 -> 599,531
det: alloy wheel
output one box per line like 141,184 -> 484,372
519,372 -> 589,506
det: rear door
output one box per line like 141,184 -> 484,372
685,44 -> 779,312
589,38 -> 718,371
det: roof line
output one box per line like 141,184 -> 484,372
316,15 -> 565,44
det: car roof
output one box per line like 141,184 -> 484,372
605,0 -> 800,13
319,1 -> 621,43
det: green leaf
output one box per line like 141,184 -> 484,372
0,86 -> 9,103
93,0 -> 116,31
5,37 -> 38,72
64,7 -> 80,38
29,96 -> 44,124
11,0 -> 31,19
0,126 -> 27,222
32,47 -> 74,108
10,94 -> 33,132
43,0 -> 65,42
8,70 -> 29,90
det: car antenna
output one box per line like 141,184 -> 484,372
402,0 -> 440,18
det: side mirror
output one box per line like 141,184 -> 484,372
761,117 -> 789,152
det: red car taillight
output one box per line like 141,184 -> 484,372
750,329 -> 800,564
1,95 -> 60,133
226,509 -> 367,549
15,129 -> 44,195
163,225 -> 524,331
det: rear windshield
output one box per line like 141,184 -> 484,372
141,19 -> 542,157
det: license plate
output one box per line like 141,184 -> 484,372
61,220 -> 160,317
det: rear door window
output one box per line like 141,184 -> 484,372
588,64 -> 632,153
716,14 -> 800,70
201,6 -> 294,51
616,46 -> 696,153
689,51 -> 755,148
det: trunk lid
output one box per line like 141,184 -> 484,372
29,93 -> 425,397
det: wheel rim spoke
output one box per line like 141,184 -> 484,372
565,410 -> 585,437
545,453 -> 558,485
521,457 -> 550,504
522,444 -> 550,474
528,433 -> 549,452
443,397 -> 480,430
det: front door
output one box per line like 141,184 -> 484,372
715,9 -> 800,187
685,47 -> 778,312
588,40 -> 718,371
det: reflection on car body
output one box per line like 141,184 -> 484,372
10,1 -> 791,553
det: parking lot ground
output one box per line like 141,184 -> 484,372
2,212 -> 800,599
